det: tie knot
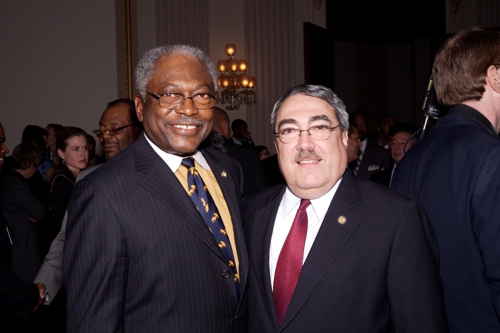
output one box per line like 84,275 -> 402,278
299,199 -> 311,211
181,157 -> 195,169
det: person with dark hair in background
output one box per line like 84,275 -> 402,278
348,110 -> 391,180
346,125 -> 363,165
0,125 -> 46,329
255,145 -> 271,161
46,127 -> 88,236
0,143 -> 45,281
244,83 -> 448,332
64,45 -> 247,332
45,124 -> 63,162
231,118 -> 255,147
392,27 -> 500,333
372,113 -> 397,149
98,97 -> 142,160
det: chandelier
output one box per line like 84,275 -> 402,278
216,44 -> 256,110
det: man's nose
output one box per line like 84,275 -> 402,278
175,97 -> 199,116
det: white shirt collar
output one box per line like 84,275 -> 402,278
144,134 -> 211,173
282,177 -> 342,222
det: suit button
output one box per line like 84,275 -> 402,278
221,270 -> 230,279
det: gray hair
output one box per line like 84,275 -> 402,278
270,83 -> 349,133
135,45 -> 218,100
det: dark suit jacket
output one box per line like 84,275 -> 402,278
243,171 -> 448,332
370,165 -> 394,187
0,208 -> 39,320
224,138 -> 267,197
349,140 -> 392,180
64,134 -> 248,332
392,105 -> 500,333
261,154 -> 285,187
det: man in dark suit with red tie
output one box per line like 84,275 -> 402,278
64,45 -> 247,332
243,83 -> 448,332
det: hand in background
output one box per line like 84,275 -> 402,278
33,283 -> 46,313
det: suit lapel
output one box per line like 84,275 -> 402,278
280,171 -> 363,328
133,135 -> 227,263
249,186 -> 286,331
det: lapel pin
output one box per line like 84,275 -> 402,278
221,171 -> 227,178
337,215 -> 347,225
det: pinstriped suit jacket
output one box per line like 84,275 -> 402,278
63,134 -> 248,333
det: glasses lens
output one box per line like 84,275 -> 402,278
277,128 -> 299,144
310,126 -> 332,141
93,130 -> 102,137
192,94 -> 216,109
158,94 -> 183,109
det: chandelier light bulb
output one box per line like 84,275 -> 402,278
217,60 -> 227,72
225,43 -> 236,57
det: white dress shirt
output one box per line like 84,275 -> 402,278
269,179 -> 341,289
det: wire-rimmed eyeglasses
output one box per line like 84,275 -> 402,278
274,125 -> 341,144
93,124 -> 135,137
147,91 -> 216,110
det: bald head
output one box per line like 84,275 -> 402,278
212,107 -> 231,139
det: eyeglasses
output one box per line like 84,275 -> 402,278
274,125 -> 341,144
93,123 -> 135,137
147,91 -> 216,110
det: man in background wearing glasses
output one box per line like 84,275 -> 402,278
64,45 -> 247,332
243,83 -> 448,332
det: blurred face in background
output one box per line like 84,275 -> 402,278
350,113 -> 369,142
390,131 -> 413,164
346,127 -> 362,163
99,103 -> 139,160
46,126 -> 57,154
58,135 -> 88,176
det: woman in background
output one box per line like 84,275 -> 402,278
46,127 -> 88,236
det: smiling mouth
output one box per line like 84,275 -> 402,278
297,159 -> 320,164
173,124 -> 198,130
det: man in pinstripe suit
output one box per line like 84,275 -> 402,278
64,45 -> 248,332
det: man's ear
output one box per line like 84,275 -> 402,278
486,65 -> 500,93
341,129 -> 348,149
135,94 -> 144,122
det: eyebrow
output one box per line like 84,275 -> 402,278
277,114 -> 332,129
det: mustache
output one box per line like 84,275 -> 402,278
294,150 -> 321,162
169,115 -> 203,126
102,139 -> 118,145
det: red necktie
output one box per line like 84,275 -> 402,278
273,199 -> 311,325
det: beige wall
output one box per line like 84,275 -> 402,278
0,1 -> 118,151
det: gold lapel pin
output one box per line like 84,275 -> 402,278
337,215 -> 347,225
221,171 -> 227,178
